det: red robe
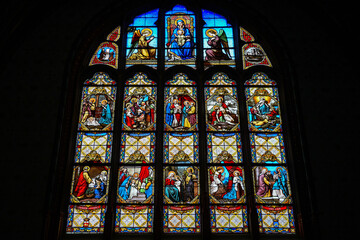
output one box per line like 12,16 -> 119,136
74,172 -> 89,197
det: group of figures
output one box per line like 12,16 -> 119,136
209,151 -> 245,203
165,97 -> 196,130
255,167 -> 290,203
127,19 -> 232,62
118,166 -> 154,203
123,90 -> 156,130
72,166 -> 108,203
81,97 -> 113,130
164,167 -> 198,203
247,89 -> 281,131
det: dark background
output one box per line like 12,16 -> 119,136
1,0 -> 355,239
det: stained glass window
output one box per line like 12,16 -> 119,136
116,73 -> 156,233
245,72 -> 295,234
165,5 -> 196,68
61,4 -> 304,239
126,9 -> 159,68
202,10 -> 235,68
66,72 -> 116,233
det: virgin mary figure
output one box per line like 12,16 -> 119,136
167,19 -> 194,61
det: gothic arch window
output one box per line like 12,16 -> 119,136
53,3 -> 306,240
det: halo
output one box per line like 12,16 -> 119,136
175,18 -> 187,26
206,28 -> 218,37
141,28 -> 153,37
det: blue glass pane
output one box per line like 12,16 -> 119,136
166,4 -> 194,15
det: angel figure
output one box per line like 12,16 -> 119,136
127,28 -> 156,60
205,29 -> 231,61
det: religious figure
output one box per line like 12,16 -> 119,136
127,28 -> 156,60
256,168 -> 273,197
167,19 -> 194,61
205,29 -> 231,61
73,166 -> 92,199
165,171 -> 181,202
272,167 -> 289,201
98,99 -> 112,125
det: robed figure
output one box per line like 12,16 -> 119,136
167,20 -> 194,61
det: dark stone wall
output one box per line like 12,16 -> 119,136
1,0 -> 355,239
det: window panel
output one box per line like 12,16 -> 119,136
210,205 -> 248,233
250,133 -> 286,164
115,205 -> 153,232
120,132 -> 155,164
163,205 -> 201,233
207,133 -> 242,163
242,43 -> 272,69
165,5 -> 196,68
257,205 -> 295,234
245,86 -> 282,132
66,205 -> 107,233
205,87 -> 240,131
164,132 -> 199,164
122,86 -> 157,131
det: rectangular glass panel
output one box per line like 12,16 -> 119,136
165,12 -> 196,67
163,205 -> 200,233
164,87 -> 198,131
205,87 -> 240,131
78,86 -> 116,131
250,133 -> 286,164
164,132 -> 198,164
66,205 -> 106,233
207,133 -> 242,163
245,87 -> 282,132
208,166 -> 245,204
75,132 -> 113,163
118,166 -> 154,204
257,205 -> 295,234
115,205 -> 153,233
120,133 -> 155,164
253,166 -> 292,204
122,86 -> 157,131
210,205 -> 248,233
164,166 -> 199,204
70,166 -> 110,204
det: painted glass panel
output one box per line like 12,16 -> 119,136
250,133 -> 286,164
208,166 -> 245,204
89,42 -> 118,69
126,9 -> 158,67
210,205 -> 248,233
70,166 -> 110,204
75,132 -> 113,163
245,87 -> 282,132
202,9 -> 235,67
122,86 -> 156,131
120,133 -> 155,164
84,72 -> 116,85
164,166 -> 199,204
165,73 -> 196,85
239,27 -> 255,42
242,43 -> 272,69
107,26 -> 121,42
126,72 -> 156,85
117,166 -> 154,204
115,205 -> 153,232
78,85 -> 116,131
164,132 -> 199,164
164,86 -> 197,131
253,166 -> 292,204
205,72 -> 236,86
205,87 -> 240,131
244,72 -> 276,86
165,5 -> 196,68
163,205 -> 201,233
257,205 -> 295,234
207,133 -> 242,164
66,205 -> 107,233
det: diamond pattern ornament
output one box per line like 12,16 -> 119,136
182,214 -> 195,228
169,214 -> 181,228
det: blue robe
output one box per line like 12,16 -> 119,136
118,175 -> 130,201
94,182 -> 105,199
165,103 -> 174,126
273,170 -> 289,197
99,104 -> 112,124
169,27 -> 194,60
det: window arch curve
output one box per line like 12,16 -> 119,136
51,2 -> 309,240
